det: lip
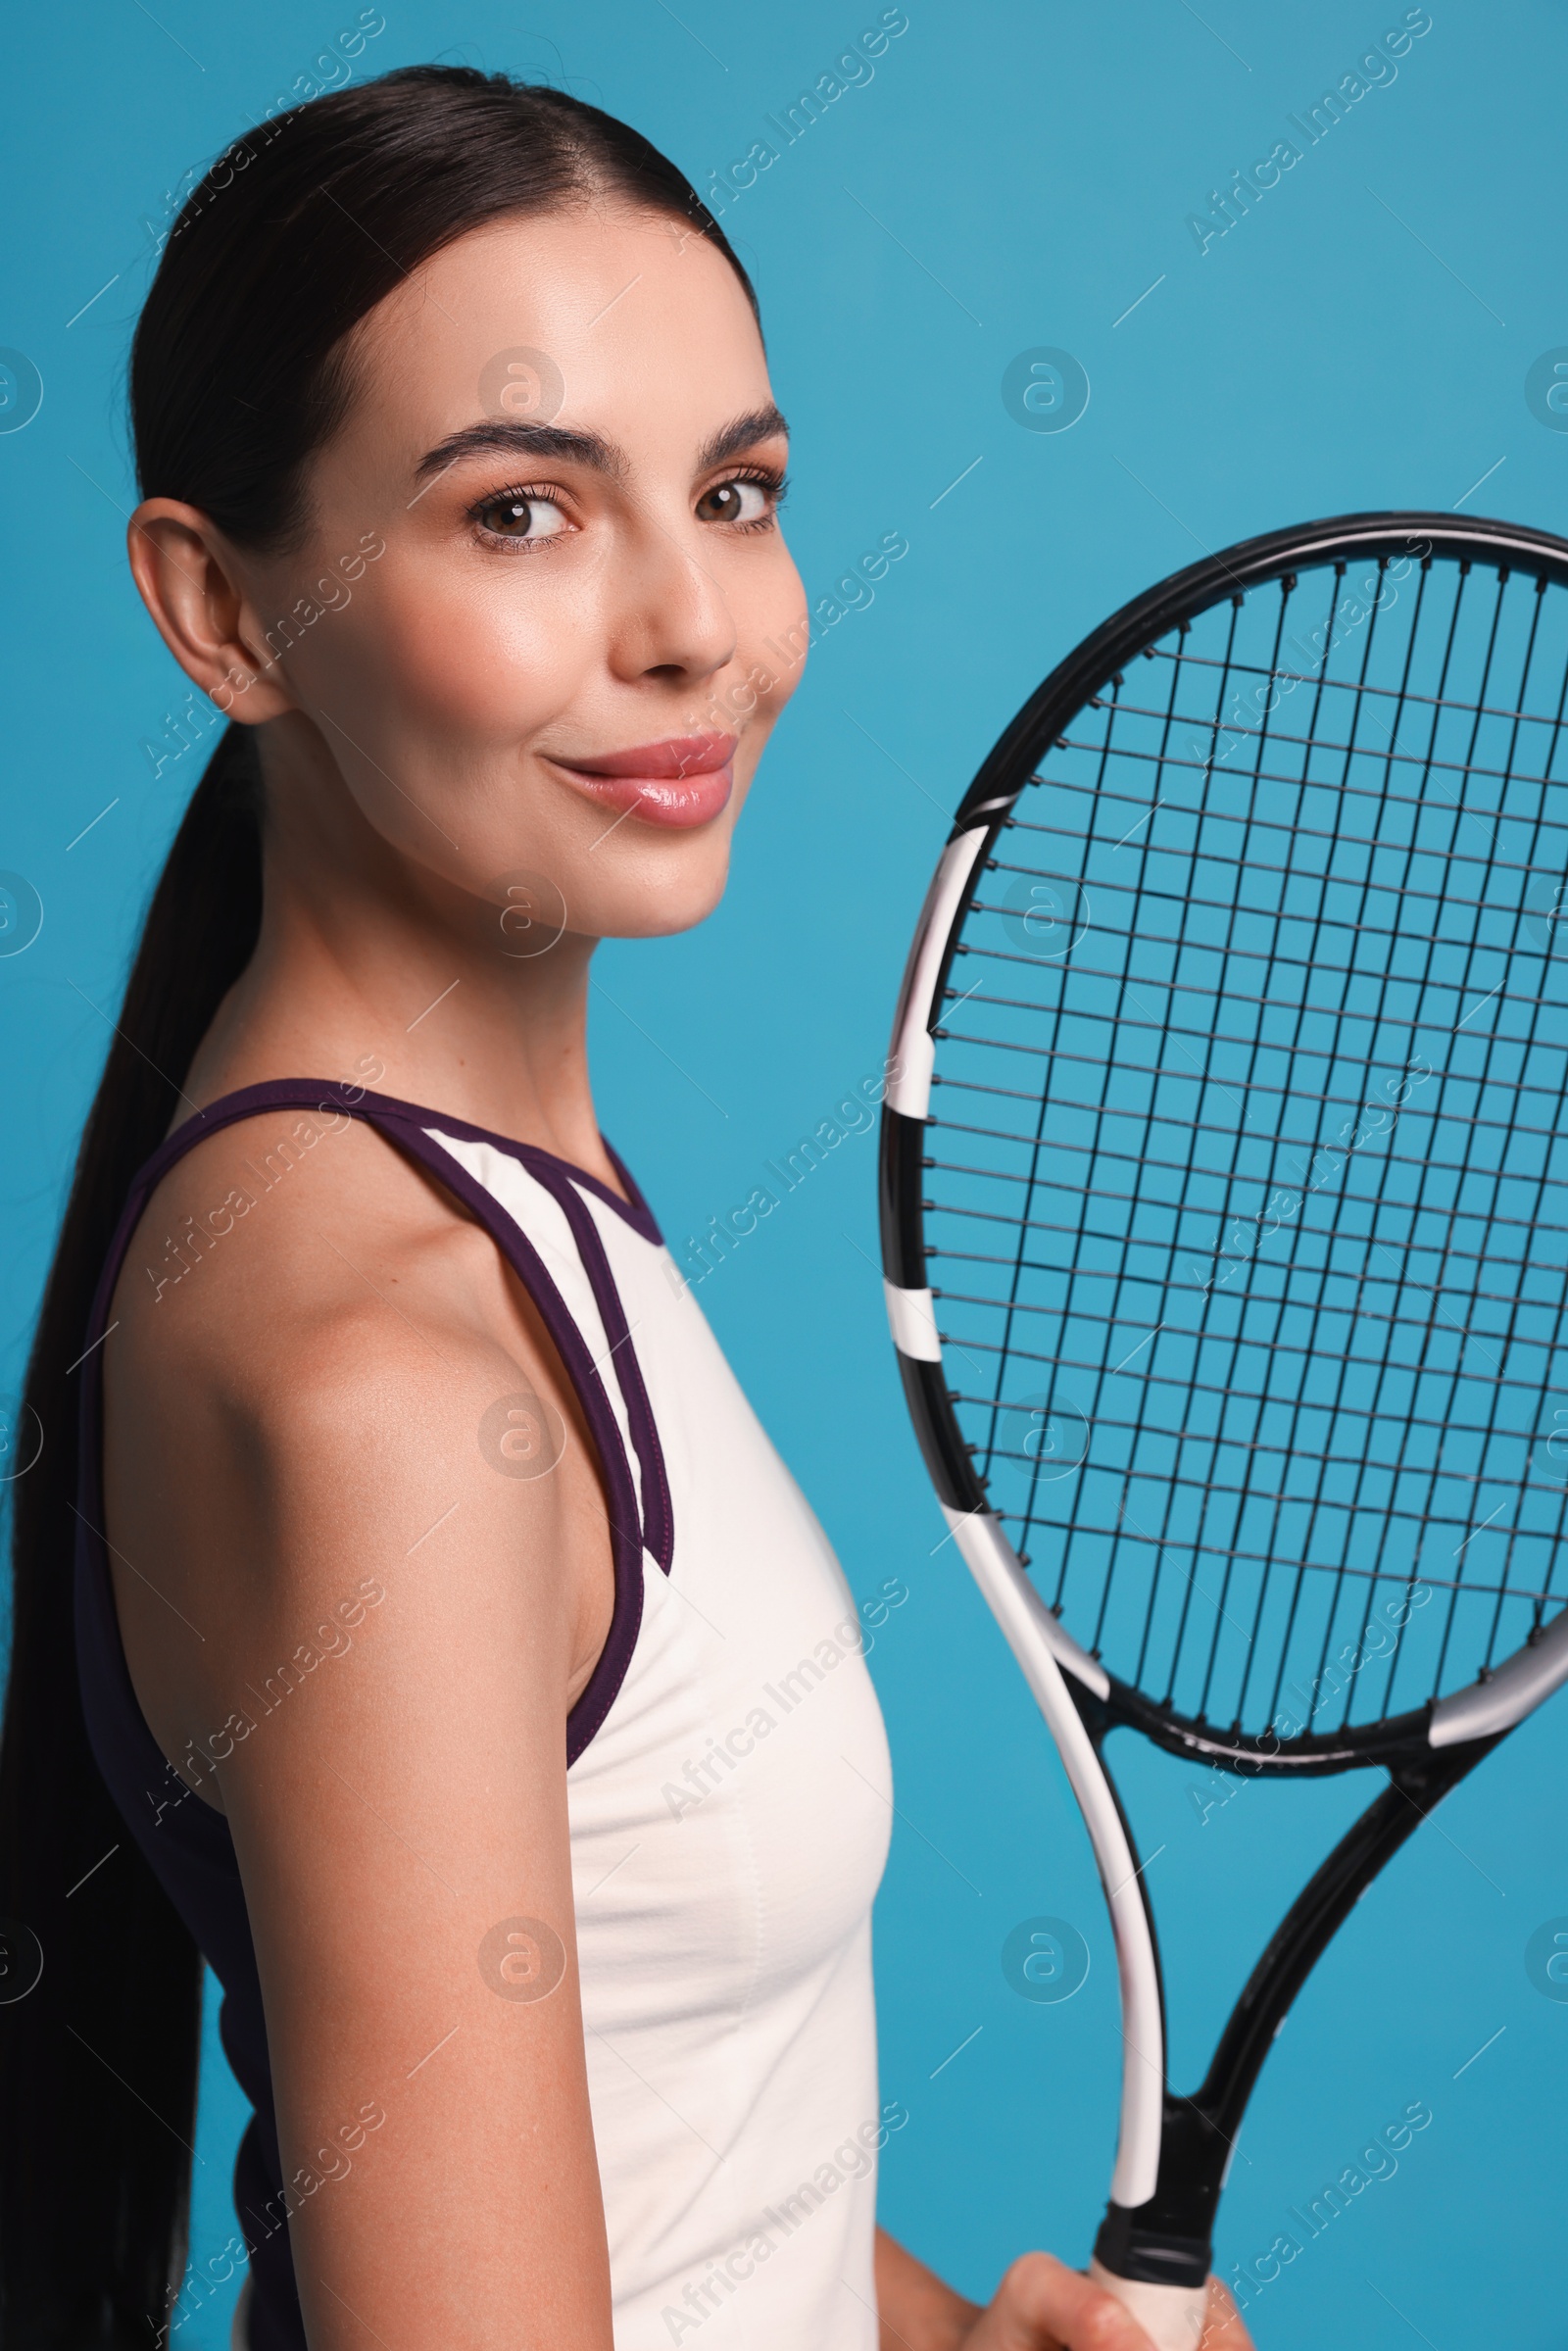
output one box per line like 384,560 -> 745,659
546,732 -> 738,831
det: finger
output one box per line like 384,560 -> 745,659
1198,2278 -> 1255,2351
972,2252 -> 1156,2351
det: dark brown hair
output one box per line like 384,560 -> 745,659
0,65 -> 757,2346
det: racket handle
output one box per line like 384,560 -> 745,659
1088,2259 -> 1210,2350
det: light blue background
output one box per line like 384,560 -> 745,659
3,4 -> 1566,2344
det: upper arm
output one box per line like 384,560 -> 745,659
220,1338 -> 611,2351
102,1116 -> 615,2348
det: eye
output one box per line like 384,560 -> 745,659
695,474 -> 779,526
472,487 -> 570,547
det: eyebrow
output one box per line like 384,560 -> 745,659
412,402 -> 789,487
696,404 -> 790,472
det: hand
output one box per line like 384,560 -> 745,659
954,2256 -> 1255,2351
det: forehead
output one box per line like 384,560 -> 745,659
341,205 -> 771,464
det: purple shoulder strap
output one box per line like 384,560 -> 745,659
78,1078 -> 667,1761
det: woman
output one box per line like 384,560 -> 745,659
0,67 -> 1250,2351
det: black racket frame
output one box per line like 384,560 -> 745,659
878,510 -> 1568,2280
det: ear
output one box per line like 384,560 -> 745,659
126,499 -> 298,722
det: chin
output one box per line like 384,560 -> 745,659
605,838 -> 734,940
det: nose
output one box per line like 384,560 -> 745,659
606,514 -> 738,686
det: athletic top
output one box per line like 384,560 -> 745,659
74,1081 -> 894,2351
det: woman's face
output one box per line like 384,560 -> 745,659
214,203 -> 806,943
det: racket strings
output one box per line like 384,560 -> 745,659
924,553 -> 1568,1738
1242,558 -> 1568,1723
1259,578 -> 1439,1730
1078,630 -> 1220,1689
998,812 -> 1559,894
1254,569 -> 1426,1722
1255,559 -> 1564,1720
1170,570 -> 1382,1720
1428,578 -> 1568,1694
1078,572 -> 1352,1713
1143,646 -> 1566,733
927,1152 -> 1559,1249
1408,569 -> 1568,1695
971,622 -> 1196,1530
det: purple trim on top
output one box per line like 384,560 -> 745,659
156,1078 -> 664,1244
599,1138 -> 663,1243
367,1111 -> 647,1757
523,1160 -> 675,1577
78,1078 -> 659,1768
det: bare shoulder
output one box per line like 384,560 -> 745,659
106,1102 -> 530,1524
101,1102 -> 612,1800
111,1100 -> 476,1383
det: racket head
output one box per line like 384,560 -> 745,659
880,511 -> 1568,1772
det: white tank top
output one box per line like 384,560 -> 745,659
425,1118 -> 895,2351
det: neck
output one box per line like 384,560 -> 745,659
180,719 -> 613,1185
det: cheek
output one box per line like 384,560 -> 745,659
281,556 -> 605,882
750,544 -> 808,682
343,562 -> 588,746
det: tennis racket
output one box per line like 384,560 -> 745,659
876,511 -> 1568,2348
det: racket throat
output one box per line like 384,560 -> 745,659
1093,1738 -> 1496,2310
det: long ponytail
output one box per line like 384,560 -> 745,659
0,63 -> 757,2347
0,728 -> 262,2345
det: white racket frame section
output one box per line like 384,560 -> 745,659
887,825 -> 990,1123
938,1501 -> 1164,2208
885,815 -> 1167,2207
1429,1601 -> 1568,1743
